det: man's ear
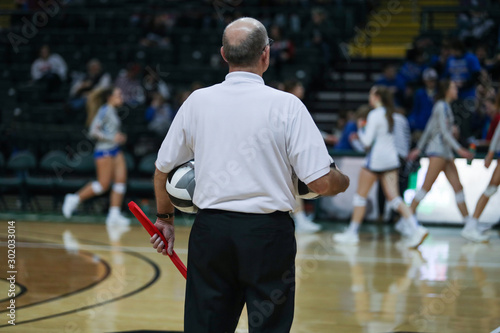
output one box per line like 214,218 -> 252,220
262,46 -> 270,67
220,46 -> 228,63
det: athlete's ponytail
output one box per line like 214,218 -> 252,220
372,85 -> 395,132
85,87 -> 114,127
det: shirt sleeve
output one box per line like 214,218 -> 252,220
31,60 -> 42,80
358,109 -> 378,148
286,104 -> 332,185
155,101 -> 194,173
436,102 -> 461,152
489,123 -> 500,153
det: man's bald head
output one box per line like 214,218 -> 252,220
222,17 -> 268,68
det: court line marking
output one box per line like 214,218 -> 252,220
3,241 -> 500,269
0,247 -> 111,314
0,239 -> 161,328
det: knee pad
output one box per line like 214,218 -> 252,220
388,196 -> 403,211
353,194 -> 367,207
484,185 -> 498,198
414,189 -> 428,202
91,181 -> 104,195
112,183 -> 126,194
455,190 -> 465,204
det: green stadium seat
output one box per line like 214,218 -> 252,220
26,150 -> 70,210
0,151 -> 37,211
128,153 -> 157,198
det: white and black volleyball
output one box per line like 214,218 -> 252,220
293,173 -> 320,200
166,161 -> 197,213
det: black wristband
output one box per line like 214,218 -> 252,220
156,212 -> 175,219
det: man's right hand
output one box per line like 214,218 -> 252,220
150,218 -> 175,256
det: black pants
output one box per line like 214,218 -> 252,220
185,209 -> 296,333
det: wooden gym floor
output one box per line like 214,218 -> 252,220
0,220 -> 499,333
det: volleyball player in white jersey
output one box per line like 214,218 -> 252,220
334,86 -> 428,248
62,87 -> 130,226
468,121 -> 500,234
408,81 -> 485,242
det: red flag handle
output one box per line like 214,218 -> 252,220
128,201 -> 187,279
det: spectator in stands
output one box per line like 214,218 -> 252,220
376,64 -> 406,106
31,44 -> 67,93
487,53 -> 500,82
140,14 -> 174,48
475,44 -> 491,69
472,68 -> 496,138
336,105 -> 369,152
143,67 -> 171,105
445,39 -> 481,139
69,59 -> 112,111
145,92 -> 174,137
114,63 -> 145,106
457,9 -> 495,49
398,48 -> 426,88
429,39 -> 451,77
408,68 -> 438,135
304,7 -> 337,65
398,48 -> 426,109
268,25 -> 295,75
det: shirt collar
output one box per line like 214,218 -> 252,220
224,71 -> 265,85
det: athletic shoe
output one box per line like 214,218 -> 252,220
333,230 -> 359,245
62,194 -> 80,218
294,214 -> 321,233
461,227 -> 489,243
106,211 -> 131,227
395,218 -> 412,238
406,226 -> 429,248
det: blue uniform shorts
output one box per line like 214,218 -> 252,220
94,146 -> 120,159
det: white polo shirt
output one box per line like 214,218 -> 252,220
156,71 -> 332,214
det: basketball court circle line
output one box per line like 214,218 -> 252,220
3,240 -> 500,269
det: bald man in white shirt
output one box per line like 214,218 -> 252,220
151,17 -> 349,333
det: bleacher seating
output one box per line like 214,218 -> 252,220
0,0 -> 376,211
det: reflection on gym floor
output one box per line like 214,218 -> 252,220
0,221 -> 499,333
